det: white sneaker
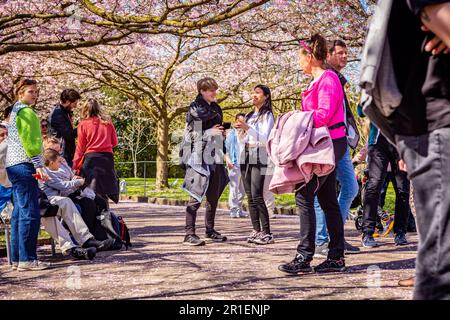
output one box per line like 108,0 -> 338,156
238,210 -> 248,218
17,260 -> 51,271
11,262 -> 18,271
229,209 -> 239,218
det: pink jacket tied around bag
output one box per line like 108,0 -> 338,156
267,110 -> 335,194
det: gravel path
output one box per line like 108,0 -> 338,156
0,201 -> 417,300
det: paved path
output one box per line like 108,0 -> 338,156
0,201 -> 417,300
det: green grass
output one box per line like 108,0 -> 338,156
122,178 -> 396,210
0,230 -> 50,249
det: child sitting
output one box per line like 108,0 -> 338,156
41,148 -> 113,251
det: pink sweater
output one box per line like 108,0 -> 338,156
302,70 -> 346,140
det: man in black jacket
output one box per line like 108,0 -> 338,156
47,89 -> 81,167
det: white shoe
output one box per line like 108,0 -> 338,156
17,260 -> 51,271
229,209 -> 240,218
238,210 -> 248,218
11,262 -> 18,271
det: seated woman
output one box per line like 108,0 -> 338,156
41,148 -> 113,251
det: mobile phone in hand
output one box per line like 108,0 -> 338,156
222,122 -> 232,130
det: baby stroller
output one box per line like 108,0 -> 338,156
352,168 -> 395,237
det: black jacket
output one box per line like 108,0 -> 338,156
48,104 -> 77,167
181,95 -> 229,202
185,95 -> 226,156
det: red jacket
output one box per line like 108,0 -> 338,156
73,116 -> 118,171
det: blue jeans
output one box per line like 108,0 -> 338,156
6,163 -> 41,263
315,145 -> 358,246
0,185 -> 12,212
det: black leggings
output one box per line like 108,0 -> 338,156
295,137 -> 347,261
241,162 -> 270,234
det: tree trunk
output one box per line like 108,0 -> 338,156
133,158 -> 138,178
155,117 -> 169,190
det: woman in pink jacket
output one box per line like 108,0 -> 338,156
279,34 -> 347,274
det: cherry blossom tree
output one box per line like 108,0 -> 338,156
0,0 -> 270,56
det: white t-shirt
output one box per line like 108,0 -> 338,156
244,112 -> 275,147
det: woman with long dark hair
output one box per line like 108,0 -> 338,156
278,34 -> 347,274
235,85 -> 275,245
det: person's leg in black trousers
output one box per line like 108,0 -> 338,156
317,169 -> 345,260
379,172 -> 393,209
362,140 -> 390,242
185,167 -> 225,243
185,198 -> 201,236
71,196 -> 97,234
242,164 -> 260,232
204,167 -> 221,235
295,175 -> 322,261
242,164 -> 270,234
390,167 -> 410,242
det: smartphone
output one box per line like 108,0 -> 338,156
222,122 -> 232,130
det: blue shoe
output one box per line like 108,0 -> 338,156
362,234 -> 379,248
394,233 -> 408,246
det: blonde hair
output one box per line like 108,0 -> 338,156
43,136 -> 61,150
80,99 -> 110,123
197,77 -> 218,94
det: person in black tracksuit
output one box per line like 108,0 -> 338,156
47,89 -> 80,167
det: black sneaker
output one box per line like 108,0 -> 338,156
314,258 -> 346,273
278,254 -> 313,274
394,233 -> 408,246
344,240 -> 360,254
205,230 -> 227,242
183,234 -> 206,246
70,247 -> 97,260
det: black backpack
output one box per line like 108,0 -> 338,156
95,210 -> 132,250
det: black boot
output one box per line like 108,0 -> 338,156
70,247 -> 97,260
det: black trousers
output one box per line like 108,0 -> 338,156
379,172 -> 416,231
295,137 -> 347,261
70,194 -> 109,240
185,167 -> 222,235
240,162 -> 270,234
362,135 -> 409,235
